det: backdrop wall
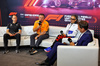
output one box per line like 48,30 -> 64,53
0,0 -> 100,45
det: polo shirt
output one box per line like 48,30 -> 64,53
7,22 -> 22,34
33,20 -> 49,34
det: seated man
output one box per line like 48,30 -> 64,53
35,20 -> 93,66
29,14 -> 49,55
3,15 -> 22,54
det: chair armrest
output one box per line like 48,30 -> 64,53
62,38 -> 78,44
62,38 -> 98,46
57,46 -> 99,66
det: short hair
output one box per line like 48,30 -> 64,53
78,20 -> 88,30
12,15 -> 17,18
39,14 -> 45,17
71,14 -> 78,23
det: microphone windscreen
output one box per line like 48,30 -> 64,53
60,30 -> 63,35
68,38 -> 72,43
39,21 -> 42,25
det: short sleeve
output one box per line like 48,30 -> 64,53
7,23 -> 10,29
33,21 -> 39,29
44,22 -> 49,31
18,24 -> 22,30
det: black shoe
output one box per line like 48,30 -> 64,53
30,50 -> 38,55
29,49 -> 32,53
35,61 -> 49,65
29,48 -> 35,53
16,50 -> 20,53
3,50 -> 9,54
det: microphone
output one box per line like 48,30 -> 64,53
68,37 -> 72,43
60,30 -> 63,35
39,21 -> 42,25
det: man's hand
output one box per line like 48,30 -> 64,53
9,33 -> 14,36
13,33 -> 17,36
63,42 -> 67,44
35,36 -> 39,40
33,25 -> 41,32
70,42 -> 75,46
7,29 -> 17,37
63,33 -> 66,36
37,25 -> 41,28
9,33 -> 17,36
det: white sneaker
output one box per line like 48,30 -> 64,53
3,50 -> 9,54
16,50 -> 20,53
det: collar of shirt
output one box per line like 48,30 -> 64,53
12,22 -> 17,25
75,30 -> 87,45
79,30 -> 87,39
69,23 -> 77,27
41,20 -> 45,23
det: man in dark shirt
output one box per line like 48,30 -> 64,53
3,15 -> 22,54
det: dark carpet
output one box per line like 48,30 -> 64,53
0,46 -> 100,66
0,46 -> 47,66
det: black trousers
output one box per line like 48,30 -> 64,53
3,33 -> 21,50
47,42 -> 68,65
30,33 -> 49,48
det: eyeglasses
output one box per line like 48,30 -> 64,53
71,18 -> 76,20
